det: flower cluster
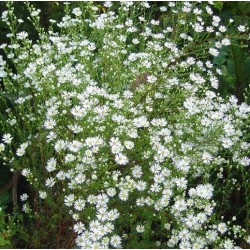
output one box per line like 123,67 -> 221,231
0,1 -> 249,249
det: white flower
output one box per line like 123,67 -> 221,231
68,140 -> 83,153
164,223 -> 171,230
135,180 -> 146,191
20,193 -> 29,201
178,228 -> 191,242
213,15 -> 221,23
44,119 -> 56,129
39,191 -> 47,199
217,222 -> 227,234
221,138 -> 233,149
239,156 -> 250,167
206,26 -> 214,33
185,214 -> 198,228
206,230 -> 218,242
246,235 -> 250,244
2,133 -> 13,144
119,189 -> 129,201
30,9 -> 41,17
0,143 -> 5,152
141,2 -> 150,8
45,177 -> 55,187
115,153 -> 129,165
175,159 -> 190,172
65,153 -> 76,163
221,38 -> 231,46
219,25 -> 226,33
132,165 -> 142,178
73,222 -> 85,234
71,106 -> 85,119
74,199 -> 86,211
22,204 -> 31,213
104,1 -> 112,7
133,116 -> 149,128
238,25 -> 246,32
45,157 -> 57,172
173,199 -> 187,211
223,239 -> 234,249
17,31 -> 28,40
55,140 -> 66,152
107,187 -> 116,197
202,152 -> 213,164
124,141 -> 134,150
72,7 -> 82,16
160,6 -> 167,11
132,38 -> 139,44
196,184 -> 213,199
108,209 -> 120,221
147,75 -> 157,83
175,177 -> 187,189
136,224 -> 145,233
21,168 -> 31,177
65,194 -> 75,207
110,235 -> 122,248
209,48 -> 219,57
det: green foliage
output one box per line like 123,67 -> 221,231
0,208 -> 12,248
214,42 -> 250,102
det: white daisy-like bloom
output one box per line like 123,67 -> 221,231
147,75 -> 157,83
115,153 -> 129,165
119,189 -> 129,201
45,157 -> 57,172
202,152 -> 213,164
217,222 -> 228,234
2,133 -> 13,144
106,187 -> 116,197
68,140 -> 83,153
238,25 -> 246,32
73,222 -> 85,234
44,119 -> 56,129
74,199 -> 86,211
221,38 -> 231,46
195,184 -> 214,199
16,31 -> 28,40
133,116 -> 149,128
39,191 -> 47,199
21,168 -> 31,177
55,140 -> 66,152
208,48 -> 219,57
16,147 -> 25,157
136,224 -> 145,233
124,140 -> 134,150
20,193 -> 29,201
132,165 -> 143,178
135,180 -> 147,191
72,7 -> 82,17
64,194 -> 75,207
45,177 -> 56,188
239,156 -> 250,167
110,235 -> 122,248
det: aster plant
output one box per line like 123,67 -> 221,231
0,1 -> 250,248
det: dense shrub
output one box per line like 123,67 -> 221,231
0,1 -> 250,248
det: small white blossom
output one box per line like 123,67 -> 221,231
45,177 -> 56,187
20,193 -> 29,201
2,133 -> 13,144
238,25 -> 246,32
136,224 -> 145,233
